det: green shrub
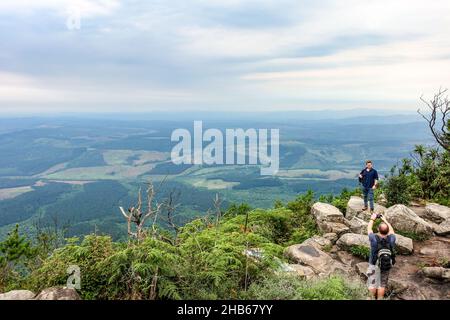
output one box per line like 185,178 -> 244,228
28,235 -> 116,299
285,191 -> 318,243
383,165 -> 414,206
244,273 -> 367,300
298,275 -> 367,300
0,225 -> 36,291
350,245 -> 370,260
383,146 -> 450,206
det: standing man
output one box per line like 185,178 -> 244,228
359,160 -> 379,212
367,214 -> 396,299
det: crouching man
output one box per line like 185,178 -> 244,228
366,213 -> 396,299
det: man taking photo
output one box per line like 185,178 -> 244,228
359,160 -> 379,212
367,213 -> 396,299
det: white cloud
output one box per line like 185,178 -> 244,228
1,0 -> 450,112
0,0 -> 120,18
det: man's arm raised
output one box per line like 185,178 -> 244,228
367,213 -> 377,234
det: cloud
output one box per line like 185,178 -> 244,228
0,0 -> 120,18
0,0 -> 450,112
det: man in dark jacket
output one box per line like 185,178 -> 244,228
359,160 -> 379,212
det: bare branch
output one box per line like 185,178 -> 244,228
418,89 -> 450,151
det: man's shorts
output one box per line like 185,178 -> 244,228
367,264 -> 390,288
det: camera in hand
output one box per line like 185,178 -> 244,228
376,214 -> 383,219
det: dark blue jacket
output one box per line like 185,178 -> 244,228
360,168 -> 379,189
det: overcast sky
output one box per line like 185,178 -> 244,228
1,0 -> 450,113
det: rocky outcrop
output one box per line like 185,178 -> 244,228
355,262 -> 370,278
384,204 -> 433,237
347,216 -> 368,234
387,279 -> 409,296
391,234 -> 414,255
285,243 -> 347,276
336,233 -> 369,251
424,203 -> 450,224
301,235 -> 332,251
322,233 -> 338,244
320,222 -> 350,236
335,250 -> 357,267
283,264 -> 316,280
289,200 -> 450,300
336,232 -> 413,255
311,202 -> 349,236
421,267 -> 450,282
346,196 -> 385,220
428,220 -> 450,236
34,287 -> 80,300
0,290 -> 35,300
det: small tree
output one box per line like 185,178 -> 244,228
0,225 -> 35,290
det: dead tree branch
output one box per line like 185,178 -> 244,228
119,180 -> 163,241
418,88 -> 450,151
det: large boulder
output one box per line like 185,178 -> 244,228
311,202 -> 344,223
420,267 -> 450,282
336,250 -> 357,266
346,196 -> 385,220
319,222 -> 350,236
384,204 -> 433,237
35,287 -> 80,300
302,235 -> 332,251
428,220 -> 450,237
347,216 -> 368,234
283,264 -> 316,280
0,290 -> 35,300
285,243 -> 347,276
336,233 -> 368,251
355,262 -> 370,278
336,233 -> 413,255
311,203 -> 349,236
322,233 -> 338,244
424,203 -> 450,224
393,234 -> 414,254
387,279 -> 409,296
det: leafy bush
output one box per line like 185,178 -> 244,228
28,235 -> 115,299
28,209 -> 290,300
383,163 -> 415,206
285,191 -> 318,244
383,146 -> 450,206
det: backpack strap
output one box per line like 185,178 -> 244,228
374,234 -> 381,251
387,235 -> 396,264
